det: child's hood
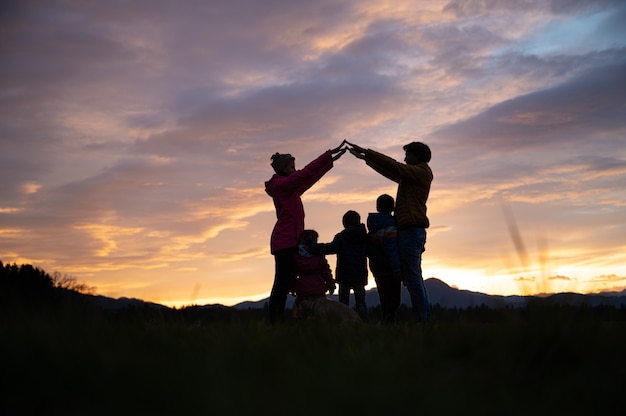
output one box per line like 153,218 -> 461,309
367,212 -> 394,233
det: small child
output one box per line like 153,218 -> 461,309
291,230 -> 336,318
308,210 -> 369,320
367,194 -> 402,323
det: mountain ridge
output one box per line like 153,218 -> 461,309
86,277 -> 626,311
231,277 -> 626,310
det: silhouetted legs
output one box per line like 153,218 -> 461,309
338,284 -> 368,321
398,227 -> 431,323
374,272 -> 402,323
269,247 -> 296,324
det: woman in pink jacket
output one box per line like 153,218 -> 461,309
264,141 -> 346,323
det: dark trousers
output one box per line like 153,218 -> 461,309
374,272 -> 402,323
398,227 -> 430,322
338,284 -> 368,321
269,247 -> 296,324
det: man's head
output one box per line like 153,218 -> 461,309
403,142 -> 431,165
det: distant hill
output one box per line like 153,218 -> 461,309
87,294 -> 170,311
232,278 -> 626,310
34,277 -> 626,311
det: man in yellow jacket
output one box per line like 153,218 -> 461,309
347,141 -> 433,322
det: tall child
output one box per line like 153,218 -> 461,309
308,210 -> 369,320
367,194 -> 402,323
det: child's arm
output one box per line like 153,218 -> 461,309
308,233 -> 340,255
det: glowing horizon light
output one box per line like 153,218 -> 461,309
163,293 -> 270,309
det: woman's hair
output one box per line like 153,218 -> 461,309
270,152 -> 294,173
300,229 -> 319,245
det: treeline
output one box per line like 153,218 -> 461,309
0,261 -> 265,324
0,261 -> 91,312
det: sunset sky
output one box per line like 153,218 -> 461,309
2,0 -> 625,308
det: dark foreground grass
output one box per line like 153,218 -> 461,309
2,304 -> 626,415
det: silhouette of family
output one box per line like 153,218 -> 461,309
264,140 -> 432,324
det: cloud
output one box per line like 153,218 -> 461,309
592,274 -> 626,283
432,53 -> 626,152
548,274 -> 571,281
443,0 -> 622,17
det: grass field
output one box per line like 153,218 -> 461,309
2,302 -> 625,416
